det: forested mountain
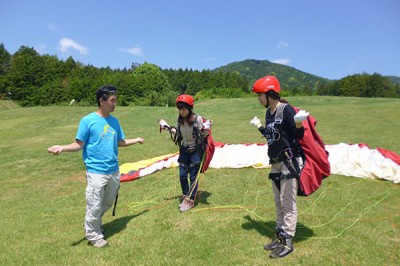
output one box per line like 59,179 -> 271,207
214,59 -> 332,95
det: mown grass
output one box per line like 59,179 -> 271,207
0,97 -> 399,265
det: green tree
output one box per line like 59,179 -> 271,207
66,64 -> 101,105
132,62 -> 175,106
338,75 -> 366,97
367,73 -> 396,98
62,56 -> 77,76
0,43 -> 12,95
6,46 -> 45,105
0,43 -> 11,76
187,71 -> 203,95
319,73 -> 398,98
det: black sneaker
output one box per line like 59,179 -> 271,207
264,228 -> 282,251
269,237 -> 294,258
264,238 -> 280,250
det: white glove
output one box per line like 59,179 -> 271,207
294,110 -> 309,123
159,119 -> 170,130
203,120 -> 212,130
250,116 -> 262,128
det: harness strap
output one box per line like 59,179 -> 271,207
112,193 -> 118,216
269,154 -> 301,192
269,173 -> 282,191
282,158 -> 301,179
272,103 -> 302,179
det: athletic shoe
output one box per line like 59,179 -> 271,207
264,238 -> 280,250
179,198 -> 194,212
264,228 -> 282,251
269,237 -> 294,258
91,238 -> 108,248
179,196 -> 188,209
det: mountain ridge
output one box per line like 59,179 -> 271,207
213,59 -> 400,90
213,59 -> 331,92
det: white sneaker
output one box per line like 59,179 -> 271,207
179,198 -> 194,212
91,238 -> 108,248
179,196 -> 188,208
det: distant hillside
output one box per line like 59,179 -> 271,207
387,76 -> 400,85
214,59 -> 332,93
214,59 -> 400,93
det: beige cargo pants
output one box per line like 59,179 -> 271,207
270,157 -> 303,237
84,171 -> 120,242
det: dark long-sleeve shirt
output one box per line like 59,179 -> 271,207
259,103 -> 304,159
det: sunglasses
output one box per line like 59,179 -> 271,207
105,91 -> 117,96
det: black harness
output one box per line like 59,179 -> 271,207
266,104 -> 303,189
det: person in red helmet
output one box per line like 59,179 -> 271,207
250,76 -> 309,258
159,94 -> 212,212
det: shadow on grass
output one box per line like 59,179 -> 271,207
71,210 -> 148,246
241,215 -> 313,243
196,190 -> 212,206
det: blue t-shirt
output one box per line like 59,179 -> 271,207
76,112 -> 125,174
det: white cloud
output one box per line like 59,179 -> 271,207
271,58 -> 291,65
277,41 -> 289,49
59,38 -> 88,55
121,46 -> 144,56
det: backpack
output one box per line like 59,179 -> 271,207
275,104 -> 330,196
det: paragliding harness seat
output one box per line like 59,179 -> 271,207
266,103 -> 303,190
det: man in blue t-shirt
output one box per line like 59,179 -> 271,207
48,85 -> 144,248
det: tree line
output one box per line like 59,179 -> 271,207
0,44 -> 398,107
0,45 -> 249,107
316,73 -> 399,98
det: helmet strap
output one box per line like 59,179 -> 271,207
265,93 -> 270,108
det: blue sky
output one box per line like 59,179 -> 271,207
1,0 -> 399,80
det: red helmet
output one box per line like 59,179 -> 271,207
252,76 -> 281,94
176,94 -> 194,107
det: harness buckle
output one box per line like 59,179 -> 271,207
186,146 -> 196,153
284,148 -> 293,160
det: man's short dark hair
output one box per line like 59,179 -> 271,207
96,85 -> 117,106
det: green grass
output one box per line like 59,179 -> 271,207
0,99 -> 20,111
1,97 -> 399,265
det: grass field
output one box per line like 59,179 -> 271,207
0,96 -> 399,265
